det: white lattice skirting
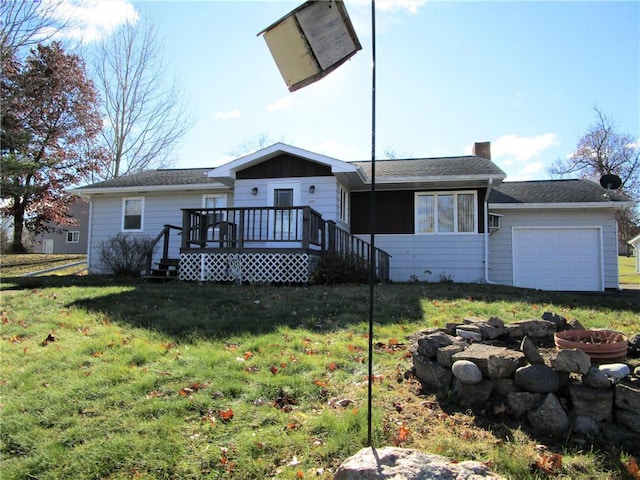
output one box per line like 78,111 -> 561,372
178,252 -> 318,283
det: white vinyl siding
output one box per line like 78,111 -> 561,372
488,209 -> 619,290
362,233 -> 485,283
88,190 -> 232,273
416,191 -> 477,234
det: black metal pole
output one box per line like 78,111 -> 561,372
367,0 -> 376,448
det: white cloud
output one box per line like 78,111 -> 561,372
348,0 -> 429,14
266,96 -> 296,112
304,140 -> 360,161
507,160 -> 546,181
491,133 -> 558,162
213,110 -> 241,120
50,0 -> 138,43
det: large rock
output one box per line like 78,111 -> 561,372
616,409 -> 640,433
451,360 -> 483,384
599,363 -> 631,380
541,312 -> 567,331
417,332 -> 465,359
520,336 -> 545,365
504,319 -> 557,340
333,447 -> 503,480
582,366 -> 611,389
436,344 -> 466,368
615,378 -> 640,413
508,392 -> 544,419
413,354 -> 452,393
527,393 -> 569,435
550,349 -> 591,374
452,379 -> 494,408
514,364 -> 560,393
568,384 -> 613,422
452,344 -> 526,378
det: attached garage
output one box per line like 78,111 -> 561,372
512,227 -> 602,291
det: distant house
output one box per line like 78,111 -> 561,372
35,199 -> 89,254
74,142 -> 633,291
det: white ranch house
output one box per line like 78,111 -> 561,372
75,142 -> 633,292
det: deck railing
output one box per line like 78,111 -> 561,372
181,206 -> 324,250
179,207 -> 390,281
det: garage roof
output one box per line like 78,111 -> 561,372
489,179 -> 631,204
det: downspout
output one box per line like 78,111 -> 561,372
86,198 -> 93,274
483,178 -> 497,284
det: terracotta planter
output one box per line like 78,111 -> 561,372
554,329 -> 628,361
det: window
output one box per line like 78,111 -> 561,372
415,191 -> 477,234
488,213 -> 503,231
339,185 -> 349,223
122,197 -> 143,231
66,231 -> 79,243
203,194 -> 227,225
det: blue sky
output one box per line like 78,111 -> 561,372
61,1 -> 639,180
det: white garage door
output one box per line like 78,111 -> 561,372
513,228 -> 602,291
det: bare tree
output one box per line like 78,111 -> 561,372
548,106 -> 640,198
383,145 -> 413,160
93,21 -> 192,179
228,133 -> 278,159
0,0 -> 69,63
548,106 -> 640,241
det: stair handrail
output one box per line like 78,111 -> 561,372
143,224 -> 182,277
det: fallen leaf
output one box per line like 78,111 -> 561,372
270,366 -> 279,375
624,456 -> 639,479
243,351 -> 253,360
327,361 -> 337,371
535,453 -> 562,474
218,408 -> 234,421
391,422 -> 410,446
296,470 -> 304,478
179,387 -> 194,397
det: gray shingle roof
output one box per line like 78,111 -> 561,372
489,179 -> 630,204
83,168 -> 218,188
352,155 -> 506,178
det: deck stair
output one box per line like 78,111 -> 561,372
142,258 -> 179,281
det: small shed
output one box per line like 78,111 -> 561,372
629,234 -> 640,273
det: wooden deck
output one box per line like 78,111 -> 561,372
144,207 -> 390,283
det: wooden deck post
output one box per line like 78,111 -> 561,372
327,221 -> 336,253
181,210 -> 190,249
302,207 -> 310,249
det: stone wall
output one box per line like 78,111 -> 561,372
410,313 -> 640,452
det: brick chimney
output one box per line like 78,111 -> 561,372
473,141 -> 491,160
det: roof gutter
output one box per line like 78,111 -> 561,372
489,201 -> 635,210
73,183 -> 228,196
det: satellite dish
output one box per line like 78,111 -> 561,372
600,174 -> 622,190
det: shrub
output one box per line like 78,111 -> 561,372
311,252 -> 370,285
98,233 -> 155,277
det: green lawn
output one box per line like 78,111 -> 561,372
620,255 -> 640,285
1,256 -> 639,479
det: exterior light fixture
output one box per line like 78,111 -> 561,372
251,187 -> 258,196
309,185 -> 315,194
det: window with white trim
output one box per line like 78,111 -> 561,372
338,185 -> 349,223
66,231 -> 80,243
415,191 -> 477,234
122,197 -> 144,231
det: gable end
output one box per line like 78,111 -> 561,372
236,154 -> 333,179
